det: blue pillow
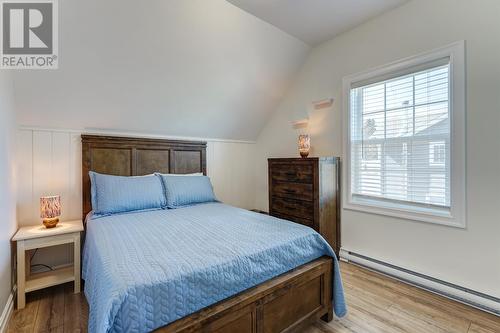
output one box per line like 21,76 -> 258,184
159,174 -> 217,208
89,172 -> 166,215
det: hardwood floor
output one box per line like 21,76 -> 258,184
7,282 -> 87,333
7,262 -> 500,333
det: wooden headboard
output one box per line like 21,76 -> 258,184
81,135 -> 207,219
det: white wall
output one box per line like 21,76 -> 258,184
13,0 -> 279,271
16,128 -> 256,267
254,0 -> 500,298
13,0 -> 309,141
0,73 -> 17,316
207,141 -> 257,209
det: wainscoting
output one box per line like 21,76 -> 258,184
16,128 -> 257,268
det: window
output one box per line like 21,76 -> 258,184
363,144 -> 380,161
430,142 -> 446,166
342,42 -> 466,227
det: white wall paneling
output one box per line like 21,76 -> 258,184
17,130 -> 82,268
17,128 -> 256,268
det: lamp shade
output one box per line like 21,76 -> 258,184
40,195 -> 61,219
298,134 -> 310,158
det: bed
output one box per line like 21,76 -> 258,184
81,135 -> 346,333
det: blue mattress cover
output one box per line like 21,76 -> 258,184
83,203 -> 346,333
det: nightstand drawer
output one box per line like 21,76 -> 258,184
271,182 -> 313,201
23,232 -> 78,250
270,197 -> 314,220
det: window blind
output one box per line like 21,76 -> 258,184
350,59 -> 450,208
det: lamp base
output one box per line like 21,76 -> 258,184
43,217 -> 59,228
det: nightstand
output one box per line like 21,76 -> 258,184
12,220 -> 84,309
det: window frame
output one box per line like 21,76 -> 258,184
342,41 -> 466,228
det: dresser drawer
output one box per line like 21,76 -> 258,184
271,182 -> 313,201
271,212 -> 314,228
270,197 -> 314,220
270,163 -> 314,183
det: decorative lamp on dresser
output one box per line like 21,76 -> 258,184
268,157 -> 341,255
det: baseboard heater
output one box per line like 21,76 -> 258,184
340,249 -> 500,316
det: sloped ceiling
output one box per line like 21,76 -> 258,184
13,0 -> 309,141
227,0 -> 409,46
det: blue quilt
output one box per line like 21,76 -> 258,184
83,203 -> 346,333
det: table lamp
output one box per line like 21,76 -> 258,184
40,195 -> 61,228
298,134 -> 310,158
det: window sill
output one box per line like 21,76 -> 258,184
343,196 -> 466,229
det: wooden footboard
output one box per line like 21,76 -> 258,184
156,257 -> 333,333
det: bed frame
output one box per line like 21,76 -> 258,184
81,135 -> 334,333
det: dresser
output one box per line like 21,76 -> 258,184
268,157 -> 341,255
